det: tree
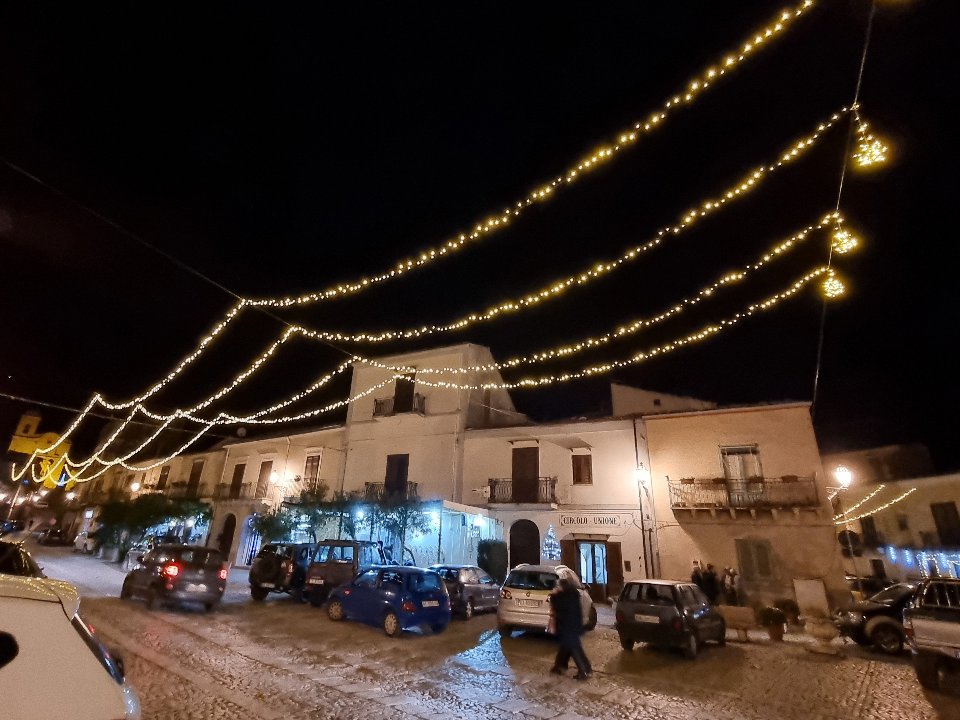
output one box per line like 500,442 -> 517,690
381,498 -> 432,564
250,507 -> 295,543
542,524 -> 561,561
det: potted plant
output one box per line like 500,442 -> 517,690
757,606 -> 787,641
774,598 -> 801,626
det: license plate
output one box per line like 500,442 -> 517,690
636,614 -> 660,623
260,582 -> 275,588
307,578 -> 325,585
422,600 -> 439,607
185,583 -> 207,592
517,599 -> 541,608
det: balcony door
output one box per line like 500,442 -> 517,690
512,447 -> 539,503
229,463 -> 246,499
186,460 -> 204,498
393,373 -> 415,414
384,454 -> 409,499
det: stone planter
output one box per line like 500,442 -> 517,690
804,615 -> 840,655
763,623 -> 785,642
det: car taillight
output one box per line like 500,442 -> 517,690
672,618 -> 683,631
219,566 -> 228,581
500,589 -> 512,599
401,601 -> 416,612
163,563 -> 181,578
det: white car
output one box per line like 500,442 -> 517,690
73,530 -> 98,553
497,563 -> 597,637
0,575 -> 141,720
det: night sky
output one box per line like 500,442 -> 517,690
1,2 -> 956,469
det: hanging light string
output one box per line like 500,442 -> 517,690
46,263 -> 837,484
832,483 -> 885,520
13,104 -> 856,480
22,0 -> 821,461
834,488 -> 917,525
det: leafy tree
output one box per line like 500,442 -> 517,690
251,507 -> 295,543
381,498 -> 432,564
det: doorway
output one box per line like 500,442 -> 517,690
509,520 -> 540,567
219,514 -> 236,558
512,447 -> 539,503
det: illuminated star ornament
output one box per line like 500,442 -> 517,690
822,272 -> 846,299
852,114 -> 889,169
831,227 -> 859,255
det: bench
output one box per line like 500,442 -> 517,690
717,605 -> 759,642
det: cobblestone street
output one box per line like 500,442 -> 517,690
34,547 -> 960,720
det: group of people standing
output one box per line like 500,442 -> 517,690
691,561 -> 742,605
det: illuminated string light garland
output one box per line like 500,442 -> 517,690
852,112 -> 889,169
832,483 -> 885,520
831,228 -> 859,255
15,106 -> 856,484
12,1 -> 823,471
821,272 -> 846,299
295,109 -> 853,344
835,488 -> 917,525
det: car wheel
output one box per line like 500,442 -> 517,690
120,579 -> 132,600
914,652 -> 941,690
146,587 -> 161,611
462,599 -> 474,620
717,620 -> 727,646
291,585 -> 305,604
498,624 -> 512,638
682,632 -> 698,660
309,587 -> 328,608
327,599 -> 345,621
204,602 -> 216,613
383,611 -> 401,637
619,635 -> 635,651
250,586 -> 269,601
585,605 -> 598,631
871,625 -> 903,655
431,623 -> 447,634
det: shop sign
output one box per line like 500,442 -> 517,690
559,513 -> 631,529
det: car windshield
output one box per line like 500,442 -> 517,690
315,544 -> 355,563
869,583 -> 916,604
176,548 -> 223,567
624,583 -> 675,605
434,568 -> 459,582
504,570 -> 557,591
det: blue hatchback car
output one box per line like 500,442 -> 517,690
327,566 -> 451,637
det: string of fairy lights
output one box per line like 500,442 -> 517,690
834,488 -> 918,526
9,0 -> 896,486
832,482 -> 885,520
11,102 -> 865,483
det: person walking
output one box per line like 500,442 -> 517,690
702,563 -> 720,604
548,578 -> 592,680
691,561 -> 704,591
726,568 -> 742,606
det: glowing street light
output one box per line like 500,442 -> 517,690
834,465 -> 853,489
129,482 -> 141,493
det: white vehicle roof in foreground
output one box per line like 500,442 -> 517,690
0,575 -> 81,618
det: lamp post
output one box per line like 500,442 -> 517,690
831,465 -> 863,597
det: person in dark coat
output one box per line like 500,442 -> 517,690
691,562 -> 704,590
548,578 -> 592,680
702,564 -> 720,604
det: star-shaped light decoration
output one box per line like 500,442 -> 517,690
831,228 -> 859,255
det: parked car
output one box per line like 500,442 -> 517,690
429,564 -> 500,619
249,542 -> 315,601
120,544 -> 227,612
304,539 -> 381,607
327,566 -> 451,637
0,519 -> 24,537
0,574 -> 141,719
38,527 -> 72,546
834,582 -> 919,654
903,577 -> 960,691
497,563 -> 597,638
0,539 -> 45,578
74,529 -> 99,554
614,579 -> 726,659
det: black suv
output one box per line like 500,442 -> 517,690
0,540 -> 44,578
904,577 -> 960,692
615,579 -> 726,660
834,582 -> 918,654
249,542 -> 315,601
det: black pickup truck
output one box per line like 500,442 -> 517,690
903,577 -> 960,692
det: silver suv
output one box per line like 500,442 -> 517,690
497,563 -> 597,637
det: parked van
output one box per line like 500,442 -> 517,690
304,539 -> 382,606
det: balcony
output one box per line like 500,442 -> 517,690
212,483 -> 254,500
373,393 -> 426,418
488,477 -> 557,504
668,476 -> 819,515
363,481 -> 420,502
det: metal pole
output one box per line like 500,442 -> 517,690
5,481 -> 24,522
436,505 -> 443,564
837,489 -> 863,596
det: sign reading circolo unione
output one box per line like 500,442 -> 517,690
559,513 -> 628,529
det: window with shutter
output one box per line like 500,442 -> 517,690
572,454 -> 593,485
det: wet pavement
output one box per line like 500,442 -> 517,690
27,545 -> 960,720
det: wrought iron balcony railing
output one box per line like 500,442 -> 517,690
212,483 -> 253,500
488,477 -> 557,504
363,481 -> 420,502
373,393 -> 426,417
668,476 -> 819,510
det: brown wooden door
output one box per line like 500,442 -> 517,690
186,460 -> 204,498
510,520 -> 541,566
255,460 -> 273,499
560,539 -> 577,572
229,463 -> 245,499
384,454 -> 410,498
512,447 -> 539,503
606,542 -> 624,598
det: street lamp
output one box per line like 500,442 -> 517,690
129,482 -> 141,493
831,465 -> 863,597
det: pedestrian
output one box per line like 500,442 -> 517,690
691,561 -> 703,590
702,563 -> 719,604
548,578 -> 592,680
725,568 -> 741,606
